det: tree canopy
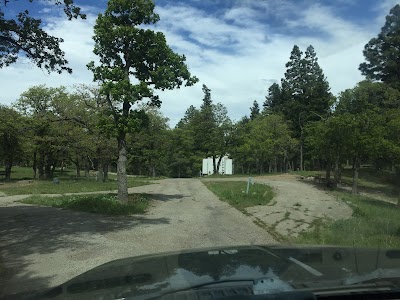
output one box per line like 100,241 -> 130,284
0,0 -> 85,73
88,0 -> 198,202
359,4 -> 400,90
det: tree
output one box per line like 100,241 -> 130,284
191,85 -> 232,174
16,85 -> 68,179
247,114 -> 297,174
305,114 -> 354,187
0,105 -> 24,180
280,45 -> 333,170
359,4 -> 400,90
88,0 -> 198,203
249,100 -> 260,120
335,81 -> 400,194
0,0 -> 85,73
127,107 -> 169,177
263,83 -> 281,114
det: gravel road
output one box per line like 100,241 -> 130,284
0,178 -> 276,297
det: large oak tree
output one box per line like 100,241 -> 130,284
88,0 -> 198,202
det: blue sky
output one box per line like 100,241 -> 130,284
0,0 -> 398,126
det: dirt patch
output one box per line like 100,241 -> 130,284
247,178 -> 353,237
202,176 -> 353,238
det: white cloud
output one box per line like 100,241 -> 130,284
0,1 -> 394,126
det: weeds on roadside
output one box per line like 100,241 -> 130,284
294,192 -> 400,248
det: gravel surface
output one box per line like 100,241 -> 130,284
202,175 -> 353,237
0,178 -> 276,297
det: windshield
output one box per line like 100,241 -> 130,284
1,0 -> 400,299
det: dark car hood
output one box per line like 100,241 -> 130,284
29,245 -> 400,299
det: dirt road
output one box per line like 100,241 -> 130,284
0,179 -> 276,297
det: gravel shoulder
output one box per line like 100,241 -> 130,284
0,178 -> 275,297
202,175 -> 353,238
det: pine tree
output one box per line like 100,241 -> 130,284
359,4 -> 400,90
263,82 -> 281,114
280,45 -> 333,170
250,100 -> 260,120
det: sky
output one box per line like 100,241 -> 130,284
0,0 -> 399,126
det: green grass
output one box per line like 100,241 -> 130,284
0,177 -> 152,195
203,181 -> 274,210
20,193 -> 150,215
294,191 -> 400,248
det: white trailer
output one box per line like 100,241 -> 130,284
202,156 -> 233,175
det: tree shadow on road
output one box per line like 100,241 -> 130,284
0,204 -> 169,297
146,193 -> 189,202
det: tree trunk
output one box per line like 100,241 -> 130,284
33,152 -> 37,179
97,161 -> 104,182
117,134 -> 129,203
103,163 -> 109,182
84,163 -> 90,178
152,165 -> 156,178
212,156 -> 218,174
333,155 -> 340,188
4,159 -> 12,181
38,153 -> 45,179
352,157 -> 360,195
75,159 -> 80,177
300,142 -> 304,171
326,161 -> 332,187
216,156 -> 223,174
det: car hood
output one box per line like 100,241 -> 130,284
30,245 -> 400,299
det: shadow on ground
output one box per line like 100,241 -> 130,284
0,204 -> 169,297
146,193 -> 189,202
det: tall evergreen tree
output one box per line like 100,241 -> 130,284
250,100 -> 260,120
280,45 -> 333,170
359,4 -> 400,90
263,82 -> 281,114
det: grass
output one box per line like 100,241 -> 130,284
0,167 -> 153,195
0,177 -> 152,195
294,190 -> 400,248
20,193 -> 150,215
203,181 -> 274,210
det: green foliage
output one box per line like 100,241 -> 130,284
88,0 -> 197,200
336,81 -> 400,168
0,1 -> 85,73
127,106 -> 169,177
280,45 -> 333,129
263,83 -> 281,114
20,193 -> 150,215
359,4 -> 400,90
0,105 -> 25,180
231,114 -> 298,174
249,100 -> 260,120
15,85 -> 116,180
203,181 -> 274,210
175,85 -> 232,176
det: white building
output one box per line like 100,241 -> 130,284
202,156 -> 233,175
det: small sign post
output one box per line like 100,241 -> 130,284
246,177 -> 253,195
